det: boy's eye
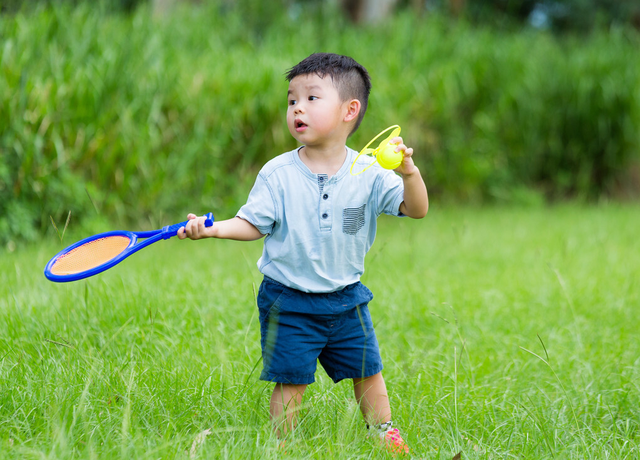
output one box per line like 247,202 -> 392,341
308,96 -> 318,101
288,99 -> 297,106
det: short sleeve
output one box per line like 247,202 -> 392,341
236,173 -> 278,235
375,170 -> 405,217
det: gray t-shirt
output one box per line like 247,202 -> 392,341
237,146 -> 404,293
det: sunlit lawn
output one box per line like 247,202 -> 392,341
1,204 -> 639,459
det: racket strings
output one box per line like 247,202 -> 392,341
50,236 -> 132,275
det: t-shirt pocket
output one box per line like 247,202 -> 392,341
342,203 -> 366,236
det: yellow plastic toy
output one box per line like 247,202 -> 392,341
350,125 -> 403,175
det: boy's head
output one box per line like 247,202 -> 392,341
286,53 -> 371,135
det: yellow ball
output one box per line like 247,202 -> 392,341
377,143 -> 403,170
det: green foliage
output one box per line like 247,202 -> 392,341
450,0 -> 640,31
0,0 -> 143,14
366,17 -> 640,202
541,0 -> 640,31
1,2 -> 639,244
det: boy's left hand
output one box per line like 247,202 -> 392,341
389,137 -> 417,176
391,136 -> 429,219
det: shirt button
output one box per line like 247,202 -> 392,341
322,213 -> 328,219
323,194 -> 329,200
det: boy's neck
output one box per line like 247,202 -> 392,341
298,144 -> 348,176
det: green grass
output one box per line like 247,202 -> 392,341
1,205 -> 640,459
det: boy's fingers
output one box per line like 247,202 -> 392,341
179,214 -> 210,240
186,220 -> 197,237
393,144 -> 414,159
178,213 -> 198,240
188,221 -> 199,238
186,216 -> 207,239
389,137 -> 414,157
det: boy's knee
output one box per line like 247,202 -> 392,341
353,371 -> 384,385
273,383 -> 308,397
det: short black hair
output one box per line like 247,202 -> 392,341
286,53 -> 371,135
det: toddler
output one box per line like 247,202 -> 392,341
179,52 -> 428,454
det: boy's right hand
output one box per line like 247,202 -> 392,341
177,214 -> 264,241
177,213 -> 213,240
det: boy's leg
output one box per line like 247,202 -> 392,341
353,372 -> 391,425
270,383 -> 308,437
354,372 -> 410,454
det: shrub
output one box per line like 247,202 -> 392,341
1,3 -> 639,245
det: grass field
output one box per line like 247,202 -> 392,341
1,205 -> 639,459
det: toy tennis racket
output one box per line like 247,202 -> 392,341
350,125 -> 404,175
44,213 -> 214,283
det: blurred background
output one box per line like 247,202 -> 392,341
1,0 -> 639,247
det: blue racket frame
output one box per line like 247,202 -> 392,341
44,213 -> 214,283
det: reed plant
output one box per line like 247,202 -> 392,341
1,2 -> 639,245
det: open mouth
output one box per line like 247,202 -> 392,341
295,119 -> 307,131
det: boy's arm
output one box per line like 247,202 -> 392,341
399,167 -> 429,219
391,139 -> 429,219
177,214 -> 265,241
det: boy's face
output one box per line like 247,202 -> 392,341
287,74 -> 353,148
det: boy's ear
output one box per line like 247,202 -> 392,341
343,99 -> 361,123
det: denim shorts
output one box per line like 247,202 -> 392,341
257,276 -> 383,384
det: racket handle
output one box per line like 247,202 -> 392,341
163,212 -> 215,239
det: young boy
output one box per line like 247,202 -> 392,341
179,53 -> 428,453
